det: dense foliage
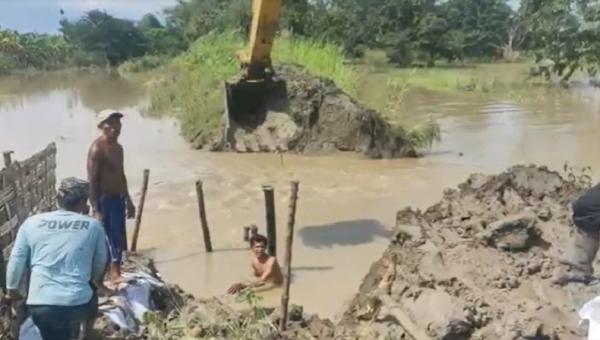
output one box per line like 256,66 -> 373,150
3,0 -> 600,81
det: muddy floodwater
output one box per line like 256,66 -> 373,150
1,69 -> 600,319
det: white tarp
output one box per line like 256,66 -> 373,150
579,295 -> 600,340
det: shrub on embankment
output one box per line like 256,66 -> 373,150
148,31 -> 359,145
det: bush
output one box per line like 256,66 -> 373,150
118,55 -> 170,74
0,53 -> 17,74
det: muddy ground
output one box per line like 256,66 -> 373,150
211,65 -> 413,158
340,165 -> 597,340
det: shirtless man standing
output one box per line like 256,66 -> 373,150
228,234 -> 283,294
87,109 -> 135,284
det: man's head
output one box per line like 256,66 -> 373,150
96,109 -> 123,141
250,234 -> 268,257
57,177 -> 90,214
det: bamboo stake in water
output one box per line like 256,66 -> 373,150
130,169 -> 150,252
279,181 -> 300,331
196,180 -> 213,252
263,185 -> 277,256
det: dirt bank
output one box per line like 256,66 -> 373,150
210,65 -> 413,158
339,165 -> 598,339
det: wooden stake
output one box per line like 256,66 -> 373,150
130,169 -> 150,252
3,151 -> 13,168
196,180 -> 213,252
243,226 -> 251,242
279,181 -> 299,331
263,185 -> 277,256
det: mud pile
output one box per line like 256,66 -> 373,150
339,165 -> 597,339
212,65 -> 413,158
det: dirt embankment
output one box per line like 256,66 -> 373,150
211,65 -> 414,158
340,165 -> 597,339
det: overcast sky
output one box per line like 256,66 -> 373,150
0,0 -> 178,33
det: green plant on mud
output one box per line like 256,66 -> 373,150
143,288 -> 278,340
382,76 -> 441,153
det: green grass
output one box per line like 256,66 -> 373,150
273,34 -> 357,95
359,62 -> 532,93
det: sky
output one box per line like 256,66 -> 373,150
0,0 -> 178,33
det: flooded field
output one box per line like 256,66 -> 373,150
1,67 -> 600,319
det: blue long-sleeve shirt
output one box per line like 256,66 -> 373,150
6,210 -> 108,306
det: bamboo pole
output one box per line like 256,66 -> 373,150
130,169 -> 150,252
196,180 -> 213,252
279,181 -> 300,331
263,185 -> 277,256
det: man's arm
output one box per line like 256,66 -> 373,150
87,142 -> 102,216
91,223 -> 109,282
6,224 -> 30,299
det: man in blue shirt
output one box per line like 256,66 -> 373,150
5,177 -> 110,339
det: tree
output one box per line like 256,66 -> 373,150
60,10 -> 147,66
442,0 -> 513,59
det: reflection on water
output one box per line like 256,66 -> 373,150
3,69 -> 600,320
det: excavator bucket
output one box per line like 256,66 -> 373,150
222,77 -> 288,149
220,0 -> 287,151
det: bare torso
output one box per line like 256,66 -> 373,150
251,256 -> 283,285
88,137 -> 127,196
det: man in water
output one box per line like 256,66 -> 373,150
557,183 -> 600,284
87,109 -> 135,284
5,177 -> 111,339
227,234 -> 283,294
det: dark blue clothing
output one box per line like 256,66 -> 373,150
99,195 -> 126,264
29,291 -> 98,340
573,183 -> 600,233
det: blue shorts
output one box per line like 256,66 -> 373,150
99,195 -> 126,264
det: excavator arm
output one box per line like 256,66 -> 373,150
237,0 -> 282,80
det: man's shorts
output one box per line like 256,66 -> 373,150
99,195 -> 126,264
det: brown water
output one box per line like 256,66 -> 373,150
1,69 -> 600,320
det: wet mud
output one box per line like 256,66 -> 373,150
339,165 -> 598,340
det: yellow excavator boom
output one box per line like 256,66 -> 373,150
237,0 -> 282,79
223,0 -> 286,147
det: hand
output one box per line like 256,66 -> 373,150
227,283 -> 246,295
126,201 -> 136,219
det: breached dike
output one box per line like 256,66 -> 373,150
209,65 -> 416,158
